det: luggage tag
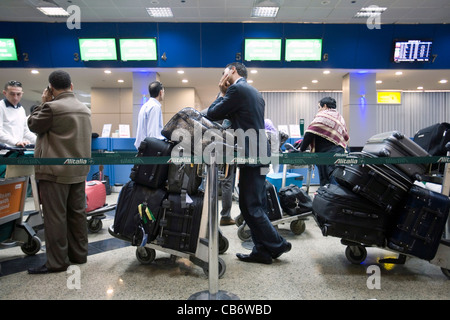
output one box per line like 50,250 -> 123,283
136,203 -> 156,246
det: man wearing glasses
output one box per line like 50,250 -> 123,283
0,80 -> 36,148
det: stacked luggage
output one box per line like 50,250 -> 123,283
313,130 -> 450,263
111,107 -> 230,257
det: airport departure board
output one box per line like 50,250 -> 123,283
393,40 -> 432,62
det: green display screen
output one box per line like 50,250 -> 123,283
119,38 -> 157,61
244,38 -> 282,61
0,38 -> 18,61
285,39 -> 322,61
79,38 -> 117,61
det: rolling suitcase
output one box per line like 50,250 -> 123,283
312,184 -> 390,246
362,131 -> 430,180
167,162 -> 202,196
157,193 -> 204,254
85,180 -> 106,212
413,122 -> 450,156
332,152 -> 413,212
129,137 -> 174,188
113,180 -> 167,243
387,185 -> 450,260
265,180 -> 283,220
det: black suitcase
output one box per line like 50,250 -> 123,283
332,152 -> 413,212
362,131 -> 430,180
130,137 -> 174,188
265,180 -> 283,220
278,184 -> 312,216
113,181 -> 167,244
413,122 -> 450,156
312,184 -> 390,246
167,162 -> 202,196
387,185 -> 450,260
157,193 -> 204,254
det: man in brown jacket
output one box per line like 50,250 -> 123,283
27,70 -> 92,274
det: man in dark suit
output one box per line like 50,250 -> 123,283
207,62 -> 291,264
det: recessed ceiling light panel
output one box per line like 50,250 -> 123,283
252,7 -> 279,18
146,7 -> 174,18
37,7 -> 70,17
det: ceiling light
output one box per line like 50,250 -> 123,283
250,70 -> 258,74
104,70 -> 112,74
354,6 -> 386,18
323,70 -> 330,74
376,80 -> 382,84
439,79 -> 448,84
177,70 -> 185,74
252,7 -> 279,18
182,79 -> 188,83
146,7 -> 174,18
31,70 -> 39,74
312,80 -> 318,83
247,80 -> 254,84
117,79 -> 124,83
395,71 -> 403,75
417,86 -> 424,90
302,87 -> 308,90
37,7 -> 70,17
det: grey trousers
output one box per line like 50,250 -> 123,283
39,180 -> 88,270
219,165 -> 236,218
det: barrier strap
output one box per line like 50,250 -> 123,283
1,152 -> 449,165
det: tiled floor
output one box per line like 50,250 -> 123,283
1,188 -> 449,301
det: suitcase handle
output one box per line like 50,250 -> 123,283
342,208 -> 379,219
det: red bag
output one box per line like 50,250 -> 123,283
85,180 -> 106,212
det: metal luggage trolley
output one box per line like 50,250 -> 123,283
0,176 -> 42,256
108,160 -> 230,279
341,143 -> 450,279
236,163 -> 314,242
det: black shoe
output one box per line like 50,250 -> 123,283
236,253 -> 272,265
28,264 -> 67,274
271,242 -> 292,259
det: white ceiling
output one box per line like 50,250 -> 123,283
0,0 -> 449,108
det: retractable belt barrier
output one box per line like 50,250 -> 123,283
1,152 -> 450,166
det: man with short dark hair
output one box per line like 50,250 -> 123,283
27,70 -> 92,274
134,80 -> 165,149
0,80 -> 36,147
207,62 -> 291,264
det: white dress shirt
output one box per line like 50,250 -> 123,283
0,99 -> 36,147
134,97 -> 164,149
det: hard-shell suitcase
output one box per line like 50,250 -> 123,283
332,152 -> 413,212
129,137 -> 174,188
157,193 -> 204,254
265,180 -> 283,221
362,131 -> 430,180
85,180 -> 106,212
113,180 -> 167,243
161,107 -> 234,155
278,184 -> 312,216
312,184 -> 390,246
387,185 -> 450,260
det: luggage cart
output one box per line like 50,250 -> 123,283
0,176 -> 42,256
340,143 -> 450,279
235,163 -> 313,242
108,163 -> 229,278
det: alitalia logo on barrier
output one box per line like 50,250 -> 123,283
64,159 -> 88,165
437,157 -> 450,163
334,158 -> 358,165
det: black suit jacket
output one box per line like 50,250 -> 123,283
206,78 -> 269,163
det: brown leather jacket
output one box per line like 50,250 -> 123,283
28,91 -> 92,184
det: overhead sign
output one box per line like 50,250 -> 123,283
0,38 -> 18,61
285,39 -> 322,61
377,91 -> 402,104
119,38 -> 157,61
79,38 -> 117,61
244,38 -> 282,61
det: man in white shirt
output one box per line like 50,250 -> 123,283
0,80 -> 36,148
134,81 -> 165,149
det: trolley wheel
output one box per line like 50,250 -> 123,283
21,236 -> 41,256
87,218 -> 103,233
345,245 -> 367,264
135,247 -> 156,265
237,224 -> 251,242
203,257 -> 226,279
290,220 -> 306,235
219,234 -> 229,254
441,268 -> 450,279
235,214 -> 244,227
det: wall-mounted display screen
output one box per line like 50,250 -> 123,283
285,39 -> 322,61
119,38 -> 157,61
377,91 -> 402,104
244,38 -> 282,61
393,39 -> 432,62
79,38 -> 117,61
0,38 -> 18,61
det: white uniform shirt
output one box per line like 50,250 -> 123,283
0,99 -> 36,147
134,97 -> 164,149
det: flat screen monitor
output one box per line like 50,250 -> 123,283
119,38 -> 157,61
79,38 -> 117,61
285,39 -> 322,61
393,39 -> 432,62
0,38 -> 18,61
244,38 -> 282,61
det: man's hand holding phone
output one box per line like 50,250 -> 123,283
218,68 -> 232,97
42,86 -> 53,103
